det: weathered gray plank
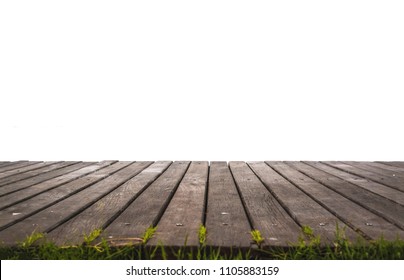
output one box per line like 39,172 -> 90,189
0,162 -> 61,181
369,162 -> 404,175
0,162 -> 12,168
0,162 -> 68,187
291,162 -> 404,229
0,161 -> 82,196
323,161 -> 404,193
205,162 -> 252,248
304,161 -> 404,206
149,162 -> 208,248
1,160 -> 404,248
47,161 -> 171,245
0,161 -> 40,173
377,162 -> 404,169
345,161 -> 404,180
282,162 -> 404,240
0,161 -> 119,230
0,162 -> 97,208
100,161 -> 190,245
229,161 -> 301,247
249,162 -> 359,243
0,162 -> 150,245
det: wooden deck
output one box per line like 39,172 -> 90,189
0,161 -> 403,249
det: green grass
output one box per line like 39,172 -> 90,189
264,235 -> 404,260
18,232 -> 45,249
198,225 -> 206,246
1,226 -> 403,260
251,229 -> 264,247
301,225 -> 314,238
83,228 -> 102,245
142,226 -> 157,244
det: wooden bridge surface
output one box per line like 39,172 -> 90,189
0,160 -> 403,249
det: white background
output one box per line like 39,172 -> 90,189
1,1 -> 403,161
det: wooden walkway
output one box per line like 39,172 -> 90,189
0,161 -> 403,249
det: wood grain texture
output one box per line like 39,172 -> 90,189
205,162 -> 252,248
285,162 -> 404,240
344,161 -> 404,181
0,161 -> 40,173
0,162 -> 61,181
369,162 -> 404,174
47,161 -> 170,245
0,162 -> 71,187
0,161 -> 82,196
0,162 -> 148,245
0,161 -> 118,230
291,162 -> 404,229
100,161 -> 190,244
149,161 -> 208,247
323,161 -> 404,193
377,162 -> 404,169
304,161 -> 404,206
251,162 -> 359,242
0,162 -> 97,208
229,161 -> 301,247
1,161 -> 404,247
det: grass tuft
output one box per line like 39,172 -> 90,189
19,232 -> 45,249
301,225 -> 314,238
1,225 -> 404,260
251,229 -> 264,247
198,225 -> 206,246
83,228 -> 102,245
142,226 -> 157,244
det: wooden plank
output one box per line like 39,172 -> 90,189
304,161 -> 404,206
0,161 -> 61,180
229,161 -> 301,247
0,161 -> 29,171
99,161 -> 190,245
286,162 -> 404,230
250,162 -> 359,243
0,162 -> 151,245
377,162 -> 404,169
0,162 -> 94,201
47,161 -> 171,245
0,161 -> 82,196
278,162 -> 404,240
149,161 -> 208,248
345,161 -> 404,180
0,162 -> 98,210
0,161 -> 40,173
370,162 -> 404,174
205,162 -> 252,248
323,161 -> 404,193
0,161 -> 119,230
0,162 -> 68,187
